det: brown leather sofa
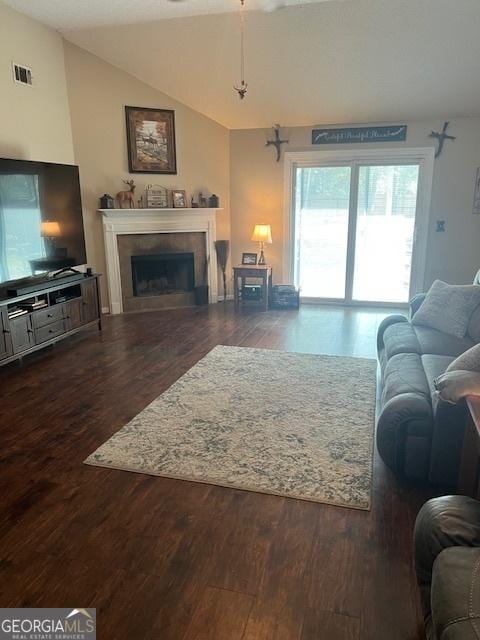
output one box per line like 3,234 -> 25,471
414,495 -> 480,639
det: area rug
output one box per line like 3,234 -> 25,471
85,346 -> 377,509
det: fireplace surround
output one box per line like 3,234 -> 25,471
99,208 -> 220,314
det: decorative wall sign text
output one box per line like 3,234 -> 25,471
312,125 -> 407,145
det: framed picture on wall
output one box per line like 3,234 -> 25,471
125,106 -> 177,174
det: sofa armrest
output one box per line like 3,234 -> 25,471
376,392 -> 433,479
410,292 -> 426,318
377,314 -> 408,352
432,547 -> 480,640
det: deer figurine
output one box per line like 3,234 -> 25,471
116,180 -> 136,208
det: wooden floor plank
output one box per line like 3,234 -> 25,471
182,586 -> 254,640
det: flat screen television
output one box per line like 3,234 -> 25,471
0,158 -> 86,286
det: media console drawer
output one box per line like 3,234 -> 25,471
35,319 -> 66,344
32,304 -> 65,329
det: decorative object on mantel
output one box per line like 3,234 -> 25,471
473,168 -> 480,215
125,106 -> 177,174
172,189 -> 187,208
215,240 -> 230,301
312,125 -> 407,145
233,0 -> 248,100
99,193 -> 115,209
266,124 -> 289,162
115,180 -> 136,208
191,196 -> 198,208
144,184 -> 169,208
251,224 -> 272,265
429,121 -> 456,158
209,194 -> 220,208
198,192 -> 208,208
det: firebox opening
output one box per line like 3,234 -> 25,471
131,253 -> 195,297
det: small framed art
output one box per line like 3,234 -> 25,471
241,252 -> 258,265
172,189 -> 187,208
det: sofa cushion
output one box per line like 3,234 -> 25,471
421,355 -> 456,396
412,280 -> 480,339
381,352 -> 430,405
383,322 -> 422,360
431,547 -> 480,640
413,325 -> 474,358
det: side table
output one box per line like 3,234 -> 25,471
233,265 -> 272,312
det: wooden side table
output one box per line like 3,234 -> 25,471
233,265 -> 272,312
458,396 -> 480,498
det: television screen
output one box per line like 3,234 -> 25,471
0,158 -> 86,285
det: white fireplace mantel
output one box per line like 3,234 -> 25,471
98,208 -> 221,314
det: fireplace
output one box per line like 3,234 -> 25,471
131,253 -> 195,297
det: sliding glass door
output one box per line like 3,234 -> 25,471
291,153 -> 428,305
294,166 -> 351,298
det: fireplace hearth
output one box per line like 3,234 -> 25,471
131,253 -> 195,297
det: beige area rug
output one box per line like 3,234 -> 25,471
85,346 -> 377,509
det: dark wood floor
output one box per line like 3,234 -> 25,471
0,303 -> 432,640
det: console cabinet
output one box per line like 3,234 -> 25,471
0,275 -> 101,367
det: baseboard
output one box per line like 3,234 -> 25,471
217,295 -> 234,301
101,306 -> 110,314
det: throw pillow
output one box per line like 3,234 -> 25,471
412,280 -> 480,339
446,343 -> 480,373
434,370 -> 480,404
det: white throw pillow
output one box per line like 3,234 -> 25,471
412,280 -> 480,339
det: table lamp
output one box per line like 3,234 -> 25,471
251,224 -> 272,265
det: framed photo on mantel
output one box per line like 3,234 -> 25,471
125,106 -> 177,174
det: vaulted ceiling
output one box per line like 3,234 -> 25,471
4,0 -> 480,129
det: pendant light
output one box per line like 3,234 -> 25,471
233,0 -> 248,99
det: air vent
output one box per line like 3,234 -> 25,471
12,62 -> 33,86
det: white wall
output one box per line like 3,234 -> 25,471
230,118 -> 480,290
0,2 -> 74,164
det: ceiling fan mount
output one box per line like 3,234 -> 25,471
165,0 -> 288,12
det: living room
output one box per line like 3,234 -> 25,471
1,1 -> 480,638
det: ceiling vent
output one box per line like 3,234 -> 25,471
12,63 -> 33,86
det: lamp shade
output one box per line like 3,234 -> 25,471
41,220 -> 61,237
251,224 -> 272,244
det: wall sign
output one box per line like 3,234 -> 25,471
312,125 -> 407,145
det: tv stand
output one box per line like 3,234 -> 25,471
0,274 -> 101,367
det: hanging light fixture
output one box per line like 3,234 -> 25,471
233,0 -> 248,99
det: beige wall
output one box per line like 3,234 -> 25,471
230,118 -> 480,290
63,42 -> 230,308
0,3 -> 74,164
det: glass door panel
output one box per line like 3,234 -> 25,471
294,166 -> 351,299
352,164 -> 419,303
